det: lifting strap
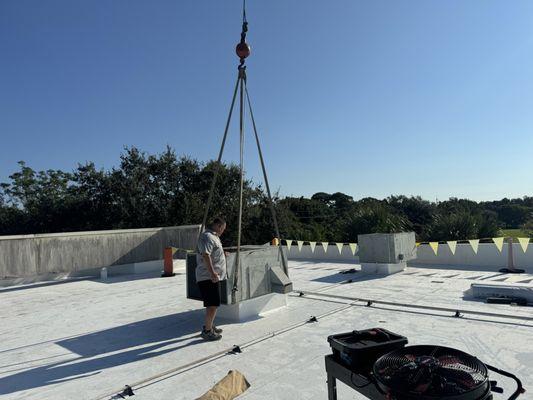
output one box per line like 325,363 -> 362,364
200,0 -> 288,304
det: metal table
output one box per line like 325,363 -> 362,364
325,355 -> 386,400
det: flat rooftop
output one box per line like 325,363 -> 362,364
1,261 -> 532,400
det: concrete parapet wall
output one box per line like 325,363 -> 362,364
0,225 -> 200,279
410,243 -> 532,272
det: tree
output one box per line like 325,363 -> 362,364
310,192 -> 331,205
277,196 -> 333,241
495,204 -> 530,228
423,211 -> 479,241
329,192 -> 354,210
477,210 -> 501,239
0,148 -> 530,243
387,195 -> 435,235
0,161 -> 76,233
340,203 -> 411,242
422,209 -> 500,241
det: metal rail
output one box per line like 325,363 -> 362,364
294,289 -> 533,322
92,303 -> 353,400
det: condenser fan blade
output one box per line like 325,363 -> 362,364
377,356 -> 413,375
438,355 -> 462,365
436,366 -> 477,389
373,345 -> 490,399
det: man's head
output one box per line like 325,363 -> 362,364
209,217 -> 226,236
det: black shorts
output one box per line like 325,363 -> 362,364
197,280 -> 222,307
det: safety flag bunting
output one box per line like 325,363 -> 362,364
468,239 -> 480,254
321,242 -> 328,253
447,241 -> 457,255
285,239 -> 292,252
309,241 -> 317,253
349,243 -> 358,255
517,237 -> 530,253
336,242 -> 344,254
429,242 -> 439,255
297,240 -> 304,252
492,237 -> 504,253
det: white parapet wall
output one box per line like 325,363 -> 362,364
285,244 -> 359,262
284,241 -> 532,273
410,243 -> 532,272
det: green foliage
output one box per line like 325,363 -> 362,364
422,210 -> 500,241
340,202 -> 411,241
0,147 -> 262,243
522,220 -> 533,238
0,147 -> 530,243
423,211 -> 480,241
386,195 -> 434,235
482,198 -> 532,228
277,196 -> 334,241
477,210 -> 501,239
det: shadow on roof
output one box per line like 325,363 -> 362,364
0,308 -> 225,396
311,272 -> 386,285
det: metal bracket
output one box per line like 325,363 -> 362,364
229,345 -> 242,354
111,385 -> 134,399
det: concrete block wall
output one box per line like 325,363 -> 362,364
0,225 -> 200,280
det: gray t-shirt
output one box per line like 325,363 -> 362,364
196,229 -> 227,282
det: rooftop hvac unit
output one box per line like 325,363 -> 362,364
358,232 -> 417,264
186,245 -> 292,305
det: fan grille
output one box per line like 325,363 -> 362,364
373,345 -> 489,399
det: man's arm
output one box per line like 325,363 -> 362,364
202,253 -> 219,282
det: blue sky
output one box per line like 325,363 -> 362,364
1,0 -> 533,201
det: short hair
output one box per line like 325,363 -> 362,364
209,216 -> 226,227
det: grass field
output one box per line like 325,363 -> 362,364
500,228 -> 529,238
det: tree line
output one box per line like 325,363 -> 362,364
1,147 -> 532,246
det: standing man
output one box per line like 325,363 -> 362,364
196,217 -> 227,341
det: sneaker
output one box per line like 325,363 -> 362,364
201,329 -> 222,341
204,325 -> 223,334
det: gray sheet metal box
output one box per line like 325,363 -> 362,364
357,232 -> 416,264
186,245 -> 291,305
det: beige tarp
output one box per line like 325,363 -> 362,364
196,370 -> 250,400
